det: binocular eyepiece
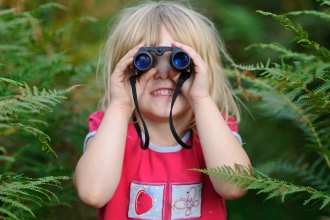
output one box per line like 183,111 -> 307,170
133,46 -> 190,73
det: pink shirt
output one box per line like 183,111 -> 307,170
86,111 -> 240,220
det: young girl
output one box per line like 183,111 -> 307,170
74,1 -> 251,219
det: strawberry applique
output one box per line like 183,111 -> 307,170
135,187 -> 154,215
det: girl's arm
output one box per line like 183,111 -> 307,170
191,97 -> 250,199
172,41 -> 250,199
74,44 -> 155,208
73,104 -> 132,208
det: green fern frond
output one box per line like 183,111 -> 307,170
257,157 -> 330,193
0,8 -> 15,16
0,84 -> 81,116
256,11 -> 297,33
245,43 -> 317,61
0,17 -> 33,30
235,60 -> 271,72
0,207 -> 20,220
55,17 -> 97,36
0,122 -> 54,155
233,49 -> 329,145
284,11 -> 330,22
313,81 -> 330,94
0,83 -> 81,157
191,164 -> 330,209
0,196 -> 35,217
0,78 -> 23,88
0,155 -> 15,163
23,2 -> 68,16
0,45 -> 28,52
257,10 -> 330,61
8,123 -> 54,155
0,175 -> 70,219
318,0 -> 330,7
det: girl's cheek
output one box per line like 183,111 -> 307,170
168,69 -> 180,79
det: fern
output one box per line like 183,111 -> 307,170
0,175 -> 70,219
0,2 -> 90,218
256,10 -> 330,61
245,43 -> 317,61
257,156 -> 330,193
191,164 -> 330,209
0,79 -> 80,155
284,10 -> 330,22
55,16 -> 97,37
0,78 -> 23,88
210,1 -> 330,212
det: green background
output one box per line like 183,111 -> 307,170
1,0 -> 329,219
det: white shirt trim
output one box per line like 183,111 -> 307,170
83,131 -> 96,152
83,130 -> 243,153
141,130 -> 190,153
232,131 -> 243,145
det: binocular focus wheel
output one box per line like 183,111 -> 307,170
133,46 -> 190,72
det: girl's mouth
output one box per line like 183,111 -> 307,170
151,89 -> 174,95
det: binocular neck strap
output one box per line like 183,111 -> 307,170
130,74 -> 149,150
169,71 -> 193,149
129,71 -> 193,150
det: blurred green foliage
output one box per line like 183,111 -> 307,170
1,0 -> 329,219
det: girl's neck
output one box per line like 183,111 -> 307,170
135,112 -> 193,147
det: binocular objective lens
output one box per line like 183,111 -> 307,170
173,52 -> 189,69
135,54 -> 151,70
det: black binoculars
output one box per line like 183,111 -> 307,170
133,46 -> 191,73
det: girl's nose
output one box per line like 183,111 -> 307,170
153,62 -> 171,79
153,52 -> 174,79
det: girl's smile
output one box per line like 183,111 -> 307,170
150,88 -> 174,96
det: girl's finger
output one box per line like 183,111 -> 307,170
137,68 -> 157,89
171,42 -> 199,61
114,44 -> 143,74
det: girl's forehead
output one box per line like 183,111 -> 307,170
140,24 -> 180,46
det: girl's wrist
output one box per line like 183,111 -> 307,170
189,95 -> 213,111
107,101 -> 134,121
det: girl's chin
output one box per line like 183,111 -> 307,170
141,112 -> 171,121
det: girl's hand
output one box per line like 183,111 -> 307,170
110,44 -> 156,111
171,42 -> 210,103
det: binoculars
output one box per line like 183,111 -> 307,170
133,46 -> 191,73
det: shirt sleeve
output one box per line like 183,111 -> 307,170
88,111 -> 105,132
83,111 -> 105,151
224,115 -> 243,145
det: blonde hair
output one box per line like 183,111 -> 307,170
98,0 -> 240,122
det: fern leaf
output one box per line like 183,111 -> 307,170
55,17 -> 97,36
0,155 -> 15,163
0,8 -> 15,16
245,43 -> 316,61
0,78 -> 23,87
313,81 -> 330,94
284,10 -> 330,22
0,175 -> 70,218
0,207 -> 20,220
191,164 -> 330,209
23,2 -> 68,16
7,123 -> 54,155
320,198 -> 330,209
0,196 -> 35,217
318,0 -> 330,7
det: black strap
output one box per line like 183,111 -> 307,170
169,71 -> 193,149
129,71 -> 193,150
130,74 -> 149,150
